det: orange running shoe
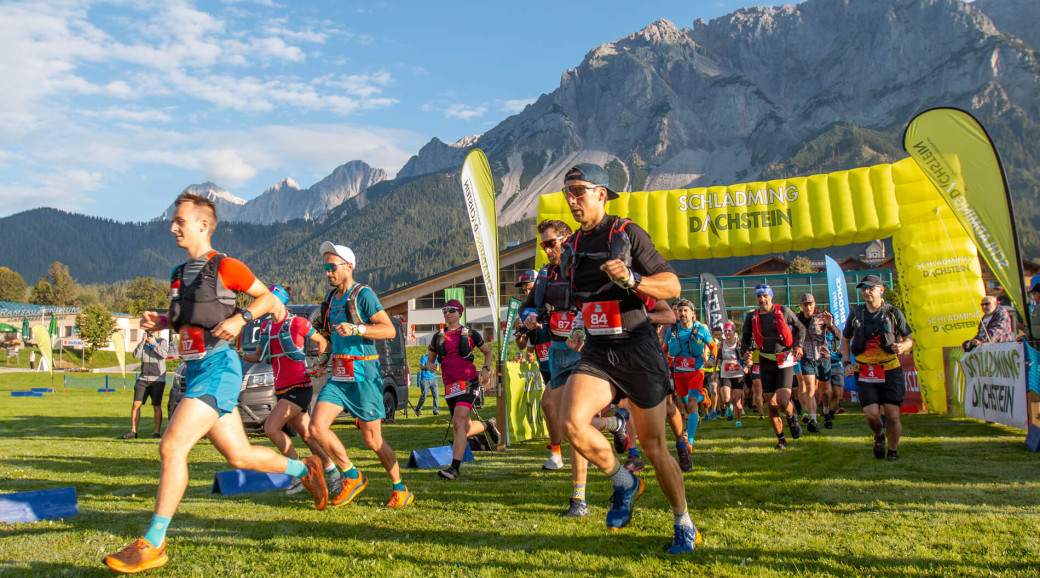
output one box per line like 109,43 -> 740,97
103,538 -> 168,574
386,486 -> 415,508
301,455 -> 329,510
331,473 -> 368,507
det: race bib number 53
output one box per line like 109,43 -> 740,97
581,301 -> 623,336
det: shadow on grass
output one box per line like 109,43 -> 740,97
0,415 -> 131,440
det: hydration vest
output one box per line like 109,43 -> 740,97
668,322 -> 710,357
751,305 -> 794,351
257,312 -> 307,363
318,283 -> 369,338
169,254 -> 237,348
432,326 -> 475,363
849,302 -> 898,356
559,217 -> 634,301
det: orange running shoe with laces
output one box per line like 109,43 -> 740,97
331,473 -> 368,507
300,455 -> 329,510
386,487 -> 415,508
103,538 -> 168,574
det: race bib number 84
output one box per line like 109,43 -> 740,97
581,301 -> 623,336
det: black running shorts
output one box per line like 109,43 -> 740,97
719,376 -> 744,391
133,378 -> 166,406
572,335 -> 671,409
856,367 -> 905,407
276,383 -> 314,413
759,358 -> 794,395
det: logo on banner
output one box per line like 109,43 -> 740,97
959,342 -> 1026,429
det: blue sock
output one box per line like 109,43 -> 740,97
284,459 -> 307,479
392,479 -> 406,492
676,440 -> 684,451
342,466 -> 360,480
628,446 -> 640,457
687,412 -> 700,442
143,514 -> 171,547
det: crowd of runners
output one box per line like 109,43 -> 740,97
104,162 -> 914,573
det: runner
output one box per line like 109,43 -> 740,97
841,274 -> 913,461
104,193 -> 326,574
624,299 -> 679,473
428,299 -> 500,480
822,331 -> 845,429
794,293 -> 840,434
240,284 -> 339,495
740,284 -> 806,450
514,266 -> 559,470
717,322 -> 747,427
556,163 -> 699,553
520,219 -> 629,516
309,242 -> 414,508
707,326 -> 723,420
123,330 -> 170,439
664,299 -> 713,462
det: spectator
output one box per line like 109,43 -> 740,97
415,351 -> 439,416
964,295 -> 1014,351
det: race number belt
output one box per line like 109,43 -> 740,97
535,341 -> 550,363
445,380 -> 469,398
178,327 -> 207,361
858,364 -> 886,384
581,301 -> 623,336
776,351 -> 797,369
549,311 -> 577,338
673,356 -> 699,373
331,354 -> 378,383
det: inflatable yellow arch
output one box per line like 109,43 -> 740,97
537,157 -> 985,412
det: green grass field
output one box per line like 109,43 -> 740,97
1,372 -> 1038,577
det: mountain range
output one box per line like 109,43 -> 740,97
2,0 -> 1039,295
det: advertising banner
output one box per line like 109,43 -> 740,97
503,361 -> 548,445
500,298 -> 521,362
111,331 -> 126,378
459,148 -> 499,334
958,342 -> 1028,430
31,324 -> 53,374
700,273 -> 727,330
824,255 -> 850,331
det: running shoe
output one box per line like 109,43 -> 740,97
103,538 -> 168,574
432,410 -> 440,415
564,498 -> 590,518
151,433 -> 161,439
837,403 -> 846,414
331,474 -> 369,506
709,410 -> 718,421
801,410 -> 810,424
484,418 -> 501,445
623,452 -> 645,473
790,421 -> 802,440
676,443 -> 693,473
726,405 -> 734,421
438,466 -> 460,480
611,409 -> 630,454
807,420 -> 820,434
666,524 -> 702,555
285,477 -> 304,495
735,421 -> 742,428
605,475 -> 645,530
873,434 -> 886,459
824,413 -> 834,430
121,431 -> 137,440
886,449 -> 899,462
542,452 -> 564,471
414,408 -> 422,417
301,455 -> 329,510
386,487 -> 415,507
775,439 -> 788,450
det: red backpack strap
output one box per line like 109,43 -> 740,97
752,311 -> 764,350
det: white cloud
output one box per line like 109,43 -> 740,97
202,149 -> 257,186
443,104 -> 488,121
499,98 -> 536,114
0,169 -> 101,215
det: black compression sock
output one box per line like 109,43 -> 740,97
451,459 -> 461,470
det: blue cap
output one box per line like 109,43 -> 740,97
754,284 -> 774,298
566,163 -> 620,200
268,284 -> 290,305
516,269 -> 537,287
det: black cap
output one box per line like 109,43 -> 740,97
799,292 -> 815,303
1031,283 -> 1040,295
515,269 -> 537,287
856,274 -> 884,289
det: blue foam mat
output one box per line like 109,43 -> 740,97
31,388 -> 54,393
10,391 -> 42,397
0,487 -> 79,524
212,469 -> 294,495
97,388 -> 116,393
1026,425 -> 1040,453
407,445 -> 474,469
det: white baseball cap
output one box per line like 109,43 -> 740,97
319,241 -> 356,267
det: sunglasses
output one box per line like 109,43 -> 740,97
981,301 -> 996,307
323,262 -> 349,273
442,307 -> 461,314
564,184 -> 600,199
540,236 -> 566,250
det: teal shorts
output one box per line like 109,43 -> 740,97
548,342 -> 581,390
318,375 -> 385,422
183,344 -> 241,417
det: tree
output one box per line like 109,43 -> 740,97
75,303 -> 117,363
29,262 -> 78,306
786,256 -> 815,274
0,267 -> 27,302
120,276 -> 168,315
886,276 -> 905,312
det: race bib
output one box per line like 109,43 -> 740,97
581,301 -> 623,336
445,380 -> 468,398
752,364 -> 760,375
776,351 -> 796,369
549,311 -> 576,337
723,360 -> 741,373
331,355 -> 356,382
674,356 -> 699,372
535,342 -> 550,363
178,327 -> 206,361
859,364 -> 885,384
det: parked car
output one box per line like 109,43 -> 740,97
168,304 -> 410,427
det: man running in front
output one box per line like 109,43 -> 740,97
309,242 -> 414,508
741,284 -> 806,450
557,163 -> 699,554
104,193 -> 326,574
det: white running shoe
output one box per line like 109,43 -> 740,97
541,453 -> 564,471
286,477 -> 305,495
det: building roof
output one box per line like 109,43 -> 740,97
731,257 -> 791,276
0,301 -> 80,318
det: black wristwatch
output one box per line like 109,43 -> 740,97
628,271 -> 643,291
842,361 -> 852,367
238,308 -> 254,323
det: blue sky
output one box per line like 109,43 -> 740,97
0,0 -> 774,221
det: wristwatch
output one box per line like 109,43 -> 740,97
482,365 -> 491,372
842,361 -> 852,367
238,308 -> 254,323
357,324 -> 367,336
